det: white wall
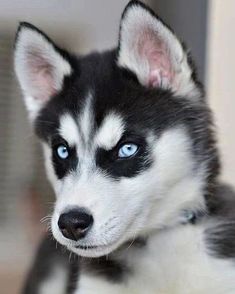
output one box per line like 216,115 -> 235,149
207,0 -> 235,185
0,0 -> 137,52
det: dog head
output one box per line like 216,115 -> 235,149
14,1 -> 219,257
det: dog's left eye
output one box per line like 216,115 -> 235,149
56,145 -> 69,159
118,143 -> 138,158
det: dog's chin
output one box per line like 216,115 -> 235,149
67,241 -> 122,258
52,227 -> 132,258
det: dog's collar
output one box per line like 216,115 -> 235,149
182,210 -> 206,225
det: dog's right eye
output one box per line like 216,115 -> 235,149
56,145 -> 69,159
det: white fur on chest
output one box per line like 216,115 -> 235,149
77,224 -> 235,294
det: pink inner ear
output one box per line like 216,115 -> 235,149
27,49 -> 56,102
137,30 -> 174,88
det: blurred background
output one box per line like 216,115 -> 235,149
0,0 -> 234,293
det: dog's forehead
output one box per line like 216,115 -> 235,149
58,92 -> 125,151
35,50 -> 185,143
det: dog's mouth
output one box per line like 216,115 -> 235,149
71,241 -> 119,257
69,230 -> 136,257
75,244 -> 106,250
73,237 -> 147,257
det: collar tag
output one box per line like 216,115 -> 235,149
182,211 -> 197,224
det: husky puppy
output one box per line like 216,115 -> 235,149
15,1 -> 235,293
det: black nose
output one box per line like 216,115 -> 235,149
58,208 -> 93,241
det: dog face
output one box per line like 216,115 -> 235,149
14,1 -> 219,257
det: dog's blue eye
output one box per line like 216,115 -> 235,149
118,143 -> 138,158
57,145 -> 69,159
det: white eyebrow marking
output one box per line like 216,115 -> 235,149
95,112 -> 125,150
59,113 -> 79,145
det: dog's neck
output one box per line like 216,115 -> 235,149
80,212 -> 205,285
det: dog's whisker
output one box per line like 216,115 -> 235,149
40,214 -> 52,224
124,231 -> 138,253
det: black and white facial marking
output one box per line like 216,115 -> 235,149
14,1 -> 219,258
22,234 -> 79,294
205,184 -> 235,260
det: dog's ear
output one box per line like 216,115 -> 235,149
14,23 -> 72,120
117,1 -> 200,99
